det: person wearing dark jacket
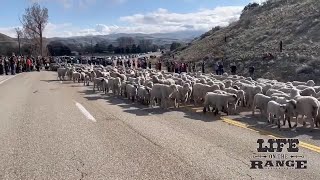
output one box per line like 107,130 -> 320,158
4,58 -> 9,75
218,62 -> 224,75
9,54 -> 16,75
230,63 -> 237,75
0,56 -> 3,75
35,57 -> 41,72
249,66 -> 255,78
148,61 -> 152,69
201,60 -> 205,73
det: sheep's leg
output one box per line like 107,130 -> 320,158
308,117 -> 315,132
174,99 -> 178,108
277,117 -> 281,129
203,104 -> 209,113
214,108 -> 219,116
293,115 -> 299,128
287,116 -> 292,128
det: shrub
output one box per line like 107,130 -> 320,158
296,64 -> 314,74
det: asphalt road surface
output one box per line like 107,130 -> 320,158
1,71 -> 320,180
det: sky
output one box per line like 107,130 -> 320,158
0,0 -> 266,38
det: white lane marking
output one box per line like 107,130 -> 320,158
74,101 -> 96,122
60,81 -> 62,84
0,74 -> 21,85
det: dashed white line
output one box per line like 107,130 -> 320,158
74,101 -> 96,122
60,81 -> 62,84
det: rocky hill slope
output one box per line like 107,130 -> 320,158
174,0 -> 320,83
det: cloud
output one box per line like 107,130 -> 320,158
119,6 -> 243,31
251,0 -> 267,4
0,27 -> 18,38
1,6 -> 243,38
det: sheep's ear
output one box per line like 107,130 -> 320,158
289,100 -> 297,109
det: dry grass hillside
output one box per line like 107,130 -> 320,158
175,0 -> 320,83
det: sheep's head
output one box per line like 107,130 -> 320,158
285,100 -> 297,114
228,94 -> 238,103
233,85 -> 240,90
279,104 -> 287,113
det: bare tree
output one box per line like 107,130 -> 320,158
21,3 -> 48,56
15,27 -> 23,56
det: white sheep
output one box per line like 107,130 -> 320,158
120,81 -> 128,97
290,89 -> 301,99
274,97 -> 288,105
192,83 -> 220,105
126,84 -> 138,102
225,88 -> 246,107
174,83 -> 192,107
271,93 -> 291,100
150,84 -> 179,109
252,93 -> 276,117
241,84 -> 262,107
101,78 -> 109,94
137,86 -> 152,105
266,89 -> 284,96
203,92 -> 238,115
93,77 -> 104,92
113,77 -> 122,96
57,68 -> 68,81
72,71 -> 81,83
300,87 -> 316,97
285,96 -> 320,131
267,101 -> 286,128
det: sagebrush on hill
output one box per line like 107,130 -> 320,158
174,0 -> 320,83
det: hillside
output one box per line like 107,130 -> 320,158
0,33 -> 17,55
174,0 -> 320,83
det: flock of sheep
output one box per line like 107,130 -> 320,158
57,64 -> 320,132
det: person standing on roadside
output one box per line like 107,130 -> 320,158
9,53 -> 16,75
26,57 -> 31,72
249,66 -> 255,78
230,63 -> 237,75
148,61 -> 152,69
214,62 -> 219,75
4,57 -> 9,75
218,62 -> 224,75
201,60 -> 205,73
0,56 -> 3,75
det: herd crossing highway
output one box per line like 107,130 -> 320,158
1,71 -> 320,179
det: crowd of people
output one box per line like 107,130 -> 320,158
0,53 -> 47,75
0,53 -> 256,79
115,57 -> 153,70
159,59 -> 256,78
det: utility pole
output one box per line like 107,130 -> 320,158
15,27 -> 23,56
91,40 -> 93,65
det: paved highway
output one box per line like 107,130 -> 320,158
0,71 -> 320,179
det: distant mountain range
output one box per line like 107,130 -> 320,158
47,30 -> 205,47
0,30 -> 204,54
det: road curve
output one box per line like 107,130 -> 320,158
0,71 -> 320,179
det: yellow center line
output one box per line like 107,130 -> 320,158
184,106 -> 320,153
222,117 -> 320,153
